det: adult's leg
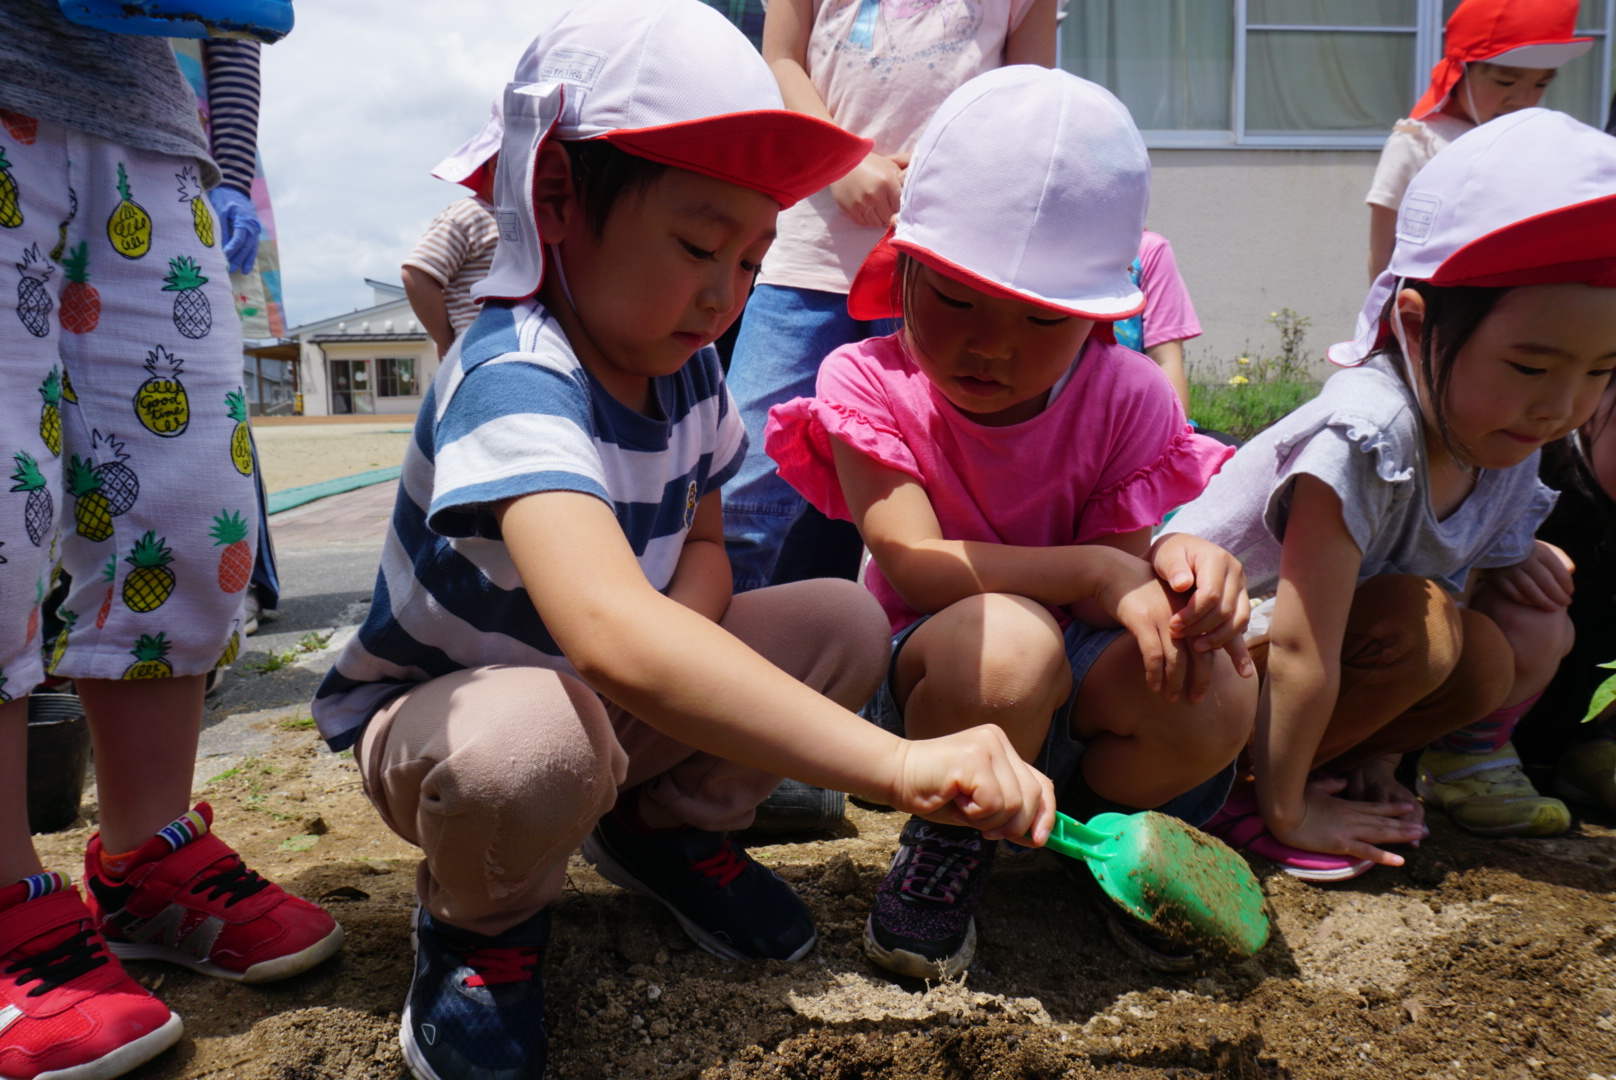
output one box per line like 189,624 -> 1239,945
722,285 -> 889,591
624,577 -> 890,829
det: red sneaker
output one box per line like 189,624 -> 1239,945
0,874 -> 182,1080
83,805 -> 343,984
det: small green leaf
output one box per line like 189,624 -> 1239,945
280,834 -> 321,852
1582,670 -> 1616,724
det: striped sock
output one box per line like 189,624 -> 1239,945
22,871 -> 69,900
1433,691 -> 1544,755
156,808 -> 209,852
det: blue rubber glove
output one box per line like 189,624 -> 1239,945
209,186 -> 262,274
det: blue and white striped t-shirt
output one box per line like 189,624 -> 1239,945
311,299 -> 747,750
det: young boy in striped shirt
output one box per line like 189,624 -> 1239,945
311,3 -> 1057,1076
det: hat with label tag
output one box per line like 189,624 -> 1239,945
846,65 -> 1149,329
473,0 -> 871,305
1411,0 -> 1592,121
1329,108 -> 1616,367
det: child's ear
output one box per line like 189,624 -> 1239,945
1395,287 -> 1427,357
532,142 -> 577,245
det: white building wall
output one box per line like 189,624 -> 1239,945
1146,149 -> 1380,381
299,341 -> 330,416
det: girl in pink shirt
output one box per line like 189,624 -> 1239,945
766,67 -> 1257,979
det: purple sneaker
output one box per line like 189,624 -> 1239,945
863,817 -> 995,979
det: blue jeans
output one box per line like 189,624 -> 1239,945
722,283 -> 900,592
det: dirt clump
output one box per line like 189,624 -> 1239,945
26,713 -> 1616,1079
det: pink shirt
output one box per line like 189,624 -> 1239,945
1136,231 -> 1202,350
765,333 -> 1235,632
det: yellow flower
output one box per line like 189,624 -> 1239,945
1237,356 -> 1251,365
1269,311 -> 1278,318
1228,375 -> 1250,386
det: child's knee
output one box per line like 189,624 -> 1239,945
1480,600 -> 1574,689
1188,652 -> 1257,763
1348,574 -> 1464,697
967,594 -> 1070,713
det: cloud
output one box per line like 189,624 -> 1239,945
259,0 -> 575,330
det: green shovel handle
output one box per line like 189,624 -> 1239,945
1039,811 -> 1117,862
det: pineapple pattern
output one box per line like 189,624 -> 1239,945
0,147 -> 20,229
96,554 -> 116,629
58,242 -> 99,333
123,633 -> 173,679
15,243 -> 52,338
122,531 -> 175,613
50,187 -> 76,264
163,256 -> 211,339
0,110 -> 37,145
134,346 -> 189,437
227,390 -> 253,475
66,456 -> 113,542
89,431 -> 139,515
210,510 -> 252,592
215,621 -> 241,669
10,452 -> 52,547
107,163 -> 152,259
25,578 -> 44,645
0,672 -> 9,703
48,608 -> 76,673
38,368 -> 62,456
60,369 -> 77,405
176,167 -> 214,248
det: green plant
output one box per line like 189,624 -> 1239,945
1582,659 -> 1616,724
298,630 -> 333,653
245,646 -> 298,674
279,711 -> 316,731
1189,308 -> 1323,441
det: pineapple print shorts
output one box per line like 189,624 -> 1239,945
0,116 -> 257,691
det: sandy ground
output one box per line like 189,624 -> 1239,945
27,701 -> 1616,1080
251,423 -> 414,493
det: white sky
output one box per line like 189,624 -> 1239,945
258,0 -> 575,330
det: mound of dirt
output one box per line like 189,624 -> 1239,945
27,709 -> 1616,1079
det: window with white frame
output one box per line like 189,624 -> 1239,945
1060,0 -> 1613,148
375,357 -> 417,398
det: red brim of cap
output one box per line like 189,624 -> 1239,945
601,112 -> 870,209
1432,193 -> 1616,288
846,229 -> 1140,340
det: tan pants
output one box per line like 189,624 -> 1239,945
354,579 -> 889,935
1249,574 -> 1514,771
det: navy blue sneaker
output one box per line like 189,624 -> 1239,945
863,817 -> 995,980
580,810 -> 816,961
401,905 -> 549,1080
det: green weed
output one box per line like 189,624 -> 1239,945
298,630 -> 333,653
245,647 -> 298,674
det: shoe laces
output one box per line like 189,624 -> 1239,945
463,945 -> 542,987
189,857 -> 272,907
4,926 -> 108,997
899,829 -> 982,906
689,841 -> 749,889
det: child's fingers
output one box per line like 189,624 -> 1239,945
1346,840 -> 1405,868
1185,642 -> 1214,702
1132,618 -> 1166,694
1523,557 -> 1572,607
1490,574 -> 1529,608
1222,633 -> 1255,679
1511,570 -> 1561,612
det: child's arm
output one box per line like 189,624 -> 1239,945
832,438 -> 1247,702
663,491 -> 732,624
1473,540 -> 1575,612
1003,0 -> 1058,67
762,0 -> 904,229
498,490 -> 1057,842
1258,475 -> 1423,865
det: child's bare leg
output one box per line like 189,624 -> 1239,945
1073,635 -> 1254,809
892,593 -> 1071,763
0,698 -> 45,884
1469,585 -> 1575,707
76,675 -> 205,855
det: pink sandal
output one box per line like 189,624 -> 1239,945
1204,789 -> 1374,883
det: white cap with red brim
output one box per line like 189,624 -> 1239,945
1328,108 -> 1616,368
431,100 -> 503,191
472,0 -> 871,306
847,65 -> 1149,325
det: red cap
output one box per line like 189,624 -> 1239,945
1412,0 -> 1592,120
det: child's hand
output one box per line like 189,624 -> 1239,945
830,152 -> 906,229
1481,540 -> 1575,612
1150,533 -> 1255,676
886,725 -> 1057,845
1103,550 -> 1238,704
1273,775 -> 1426,867
1340,754 -> 1424,834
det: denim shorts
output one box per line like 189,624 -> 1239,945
860,615 -> 1235,828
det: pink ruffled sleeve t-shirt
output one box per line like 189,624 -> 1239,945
766,333 -> 1235,633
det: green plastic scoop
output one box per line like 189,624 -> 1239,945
1043,810 -> 1270,958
